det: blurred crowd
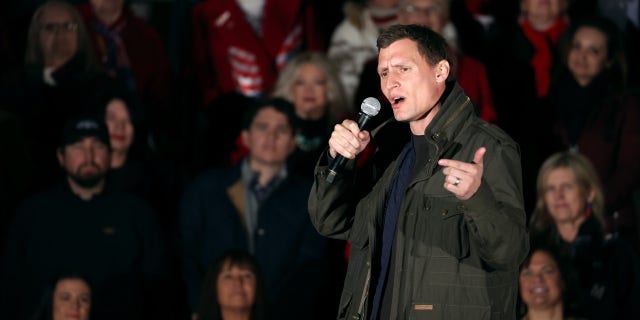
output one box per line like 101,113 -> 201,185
1,0 -> 639,319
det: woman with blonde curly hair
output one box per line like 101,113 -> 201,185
271,51 -> 351,178
230,51 -> 350,177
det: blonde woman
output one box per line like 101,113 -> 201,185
529,151 -> 640,319
272,51 -> 350,177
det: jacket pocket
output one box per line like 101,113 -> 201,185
408,302 -> 491,320
412,200 -> 470,259
438,205 -> 470,259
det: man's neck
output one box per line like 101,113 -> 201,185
409,103 -> 441,135
248,159 -> 284,186
67,177 -> 105,201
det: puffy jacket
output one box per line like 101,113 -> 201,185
309,82 -> 529,320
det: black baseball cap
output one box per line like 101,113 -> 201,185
59,116 -> 111,148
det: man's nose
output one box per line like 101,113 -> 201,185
265,128 -> 279,139
83,146 -> 97,160
385,75 -> 399,90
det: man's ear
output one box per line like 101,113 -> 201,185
241,129 -> 250,148
435,60 -> 450,83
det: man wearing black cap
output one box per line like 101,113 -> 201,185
1,116 -> 169,320
57,116 -> 112,200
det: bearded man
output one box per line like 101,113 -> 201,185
0,116 -> 169,320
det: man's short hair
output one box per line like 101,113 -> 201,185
242,97 -> 300,134
59,116 -> 111,149
377,24 -> 454,68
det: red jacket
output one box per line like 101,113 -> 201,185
191,0 -> 323,109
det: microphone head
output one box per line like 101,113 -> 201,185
361,97 -> 381,117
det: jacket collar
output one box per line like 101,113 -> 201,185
421,81 -> 473,152
369,82 -> 472,141
368,81 -> 474,181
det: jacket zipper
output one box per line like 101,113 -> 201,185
354,267 -> 371,320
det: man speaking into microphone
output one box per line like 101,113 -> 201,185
308,24 -> 529,320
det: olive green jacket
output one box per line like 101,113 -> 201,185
308,83 -> 529,320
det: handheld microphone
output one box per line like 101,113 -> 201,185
326,97 -> 381,183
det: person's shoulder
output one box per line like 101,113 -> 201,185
186,166 -> 240,192
198,166 -> 238,182
602,235 -> 638,258
330,17 -> 360,40
22,185 -> 67,204
125,10 -> 162,36
617,88 -> 640,108
103,189 -> 152,208
467,116 -> 518,147
14,187 -> 65,217
101,190 -> 160,222
76,3 -> 93,21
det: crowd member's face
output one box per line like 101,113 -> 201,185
39,6 -> 78,69
58,136 -> 110,188
52,278 -> 91,320
543,167 -> 592,227
242,107 -> 296,167
90,0 -> 124,17
378,38 -> 448,128
217,262 -> 256,314
568,26 -> 609,86
105,99 -> 134,154
291,63 -> 328,121
521,0 -> 566,22
398,0 -> 447,34
519,250 -> 563,311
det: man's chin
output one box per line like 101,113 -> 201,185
69,174 -> 105,189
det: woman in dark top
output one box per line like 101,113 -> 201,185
548,16 -> 640,247
529,151 -> 640,319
